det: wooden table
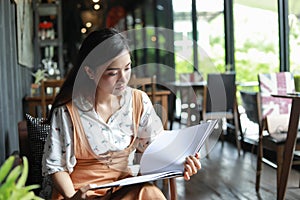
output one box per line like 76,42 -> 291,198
168,81 -> 206,88
272,94 -> 300,200
23,95 -> 53,117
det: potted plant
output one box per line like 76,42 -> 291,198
0,155 -> 42,200
31,69 -> 48,96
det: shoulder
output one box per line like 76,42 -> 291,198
130,88 -> 151,103
51,105 -> 71,121
53,104 -> 69,114
131,88 -> 145,96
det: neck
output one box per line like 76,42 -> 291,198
95,93 -> 120,123
96,93 -> 114,105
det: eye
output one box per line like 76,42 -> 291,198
108,71 -> 118,76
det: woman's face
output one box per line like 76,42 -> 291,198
94,52 -> 132,96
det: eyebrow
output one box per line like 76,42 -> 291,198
106,62 -> 131,70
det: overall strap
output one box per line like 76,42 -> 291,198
132,89 -> 144,135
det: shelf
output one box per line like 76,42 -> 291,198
38,39 -> 60,47
36,3 -> 58,16
33,0 -> 64,76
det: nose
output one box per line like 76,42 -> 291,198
118,69 -> 129,83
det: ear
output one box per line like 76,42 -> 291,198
84,66 -> 95,80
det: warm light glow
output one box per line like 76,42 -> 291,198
86,22 -> 92,28
92,0 -> 100,3
151,36 -> 157,42
81,28 -> 87,34
94,4 -> 101,10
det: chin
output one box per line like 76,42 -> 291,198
113,88 -> 126,96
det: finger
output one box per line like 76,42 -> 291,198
184,162 -> 193,175
80,184 -> 91,193
185,156 -> 197,174
76,185 -> 91,199
184,171 -> 190,181
190,156 -> 201,170
194,152 -> 201,159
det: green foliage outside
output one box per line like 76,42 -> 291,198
176,31 -> 276,85
174,59 -> 194,80
173,6 -> 300,94
0,156 -> 42,200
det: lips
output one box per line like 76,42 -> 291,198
115,85 -> 126,90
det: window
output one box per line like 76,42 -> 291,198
196,0 -> 224,77
234,0 -> 279,85
289,0 -> 300,74
173,0 -> 194,79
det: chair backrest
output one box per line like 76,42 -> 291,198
128,74 -> 157,103
204,73 -> 236,113
41,79 -> 64,118
240,91 -> 261,124
258,72 -> 294,118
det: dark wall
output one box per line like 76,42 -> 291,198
0,0 -> 32,164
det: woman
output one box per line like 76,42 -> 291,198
42,28 -> 201,199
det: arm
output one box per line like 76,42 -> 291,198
52,171 -> 76,198
42,106 -> 78,197
52,171 -> 92,199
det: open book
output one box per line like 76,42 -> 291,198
91,119 -> 219,190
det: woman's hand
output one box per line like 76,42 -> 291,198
183,152 -> 201,181
68,184 -> 93,200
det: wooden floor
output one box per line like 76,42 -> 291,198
168,140 -> 300,200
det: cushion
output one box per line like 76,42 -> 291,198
258,72 -> 294,117
266,114 -> 290,134
25,114 -> 50,189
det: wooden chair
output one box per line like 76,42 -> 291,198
256,72 -> 300,192
40,79 -> 64,118
202,72 -> 241,155
128,74 -> 177,199
128,74 -> 156,103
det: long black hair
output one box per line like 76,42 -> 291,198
46,28 -> 130,123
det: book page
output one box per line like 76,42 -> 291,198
90,171 -> 183,190
89,120 -> 219,190
140,120 -> 218,175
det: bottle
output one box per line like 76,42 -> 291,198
39,21 -> 54,40
293,70 -> 300,92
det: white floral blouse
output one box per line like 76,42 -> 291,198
42,87 -> 164,175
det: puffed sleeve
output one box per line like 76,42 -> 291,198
42,106 -> 76,175
135,91 -> 164,152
